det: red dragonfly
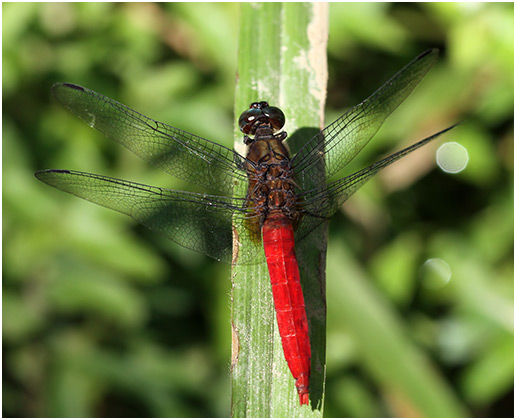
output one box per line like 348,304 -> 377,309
36,49 -> 456,406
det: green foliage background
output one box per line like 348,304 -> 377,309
3,3 -> 513,417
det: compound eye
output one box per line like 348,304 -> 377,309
238,108 -> 262,134
262,106 -> 285,131
238,102 -> 285,135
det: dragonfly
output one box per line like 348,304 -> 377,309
36,49 -> 456,406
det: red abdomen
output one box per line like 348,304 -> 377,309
262,212 -> 311,406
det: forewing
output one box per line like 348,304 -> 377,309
35,169 -> 263,264
52,83 -> 248,194
291,49 -> 439,189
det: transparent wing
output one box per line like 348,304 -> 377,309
294,123 -> 458,242
291,49 -> 439,189
52,83 -> 248,194
35,169 -> 264,264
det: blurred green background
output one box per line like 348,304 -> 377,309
3,2 -> 513,417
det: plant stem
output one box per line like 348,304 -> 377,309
231,3 -> 328,417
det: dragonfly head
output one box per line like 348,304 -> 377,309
238,101 -> 285,136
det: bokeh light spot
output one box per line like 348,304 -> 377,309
436,142 -> 469,174
420,258 -> 452,290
